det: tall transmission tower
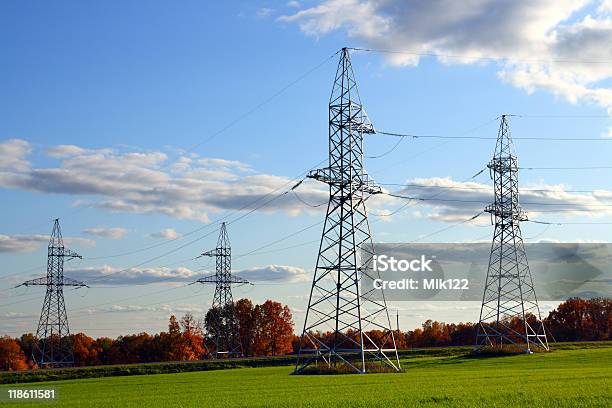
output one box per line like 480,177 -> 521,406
476,115 -> 549,352
194,222 -> 250,358
295,48 -> 400,374
18,219 -> 87,367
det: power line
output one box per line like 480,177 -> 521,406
371,167 -> 488,218
2,157 -> 327,288
514,114 -> 611,118
234,220 -> 323,260
376,130 -> 612,141
528,219 -> 612,225
348,47 -> 612,65
366,135 -> 405,159
386,192 -> 612,208
407,212 -> 484,243
68,284 -> 189,315
521,166 -> 612,170
0,265 -> 45,283
378,182 -> 609,194
87,158 -> 326,261
367,117 -> 499,168
84,256 -> 199,287
18,162 -> 326,302
291,190 -> 326,208
3,51 -> 339,262
236,239 -> 320,258
157,51 -> 338,170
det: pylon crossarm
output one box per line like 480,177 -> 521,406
228,276 -> 252,285
194,274 -> 217,284
307,168 -> 381,194
63,277 -> 88,287
18,277 -> 48,287
199,249 -> 219,258
62,249 -> 82,260
195,275 -> 250,285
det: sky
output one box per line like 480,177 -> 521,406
1,0 -> 612,338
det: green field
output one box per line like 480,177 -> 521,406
1,345 -> 611,407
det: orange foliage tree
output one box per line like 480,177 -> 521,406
178,313 -> 205,360
0,336 -> 29,371
545,297 -> 611,341
72,333 -> 100,366
252,300 -> 294,356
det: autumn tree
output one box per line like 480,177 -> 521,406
235,298 -> 257,356
17,333 -> 37,366
71,333 -> 99,366
178,313 -> 205,360
93,337 -> 115,365
253,300 -> 294,356
545,297 -> 611,341
160,315 -> 183,361
0,336 -> 29,371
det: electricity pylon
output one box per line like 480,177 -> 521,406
18,219 -> 87,367
194,222 -> 250,358
295,48 -> 400,374
476,115 -> 549,352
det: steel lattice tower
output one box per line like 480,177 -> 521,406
295,48 -> 400,374
476,115 -> 549,352
194,222 -> 249,358
18,219 -> 86,367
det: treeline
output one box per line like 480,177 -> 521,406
288,298 -> 610,351
1,297 -> 610,371
0,299 -> 294,371
395,297 -> 611,348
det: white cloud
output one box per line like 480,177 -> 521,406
0,234 -> 94,253
0,140 -> 328,222
82,227 -> 128,239
46,145 -> 87,158
69,264 -> 310,285
150,228 -> 180,240
0,234 -> 48,252
85,303 -> 203,315
2,312 -> 36,319
280,0 -> 612,114
598,0 -> 612,13
67,265 -> 200,285
196,157 -> 252,172
256,7 -> 275,18
0,139 -> 31,172
375,176 -> 612,222
235,264 -> 310,283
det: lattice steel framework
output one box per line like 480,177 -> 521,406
476,115 -> 549,352
18,219 -> 86,367
295,48 -> 400,374
194,222 -> 249,358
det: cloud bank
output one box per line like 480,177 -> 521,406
0,139 -> 328,223
0,234 -> 95,253
374,176 -> 612,222
65,264 -> 309,285
82,227 -> 128,239
280,0 -> 612,120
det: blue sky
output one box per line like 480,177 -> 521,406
1,0 -> 612,337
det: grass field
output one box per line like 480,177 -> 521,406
1,344 -> 610,407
